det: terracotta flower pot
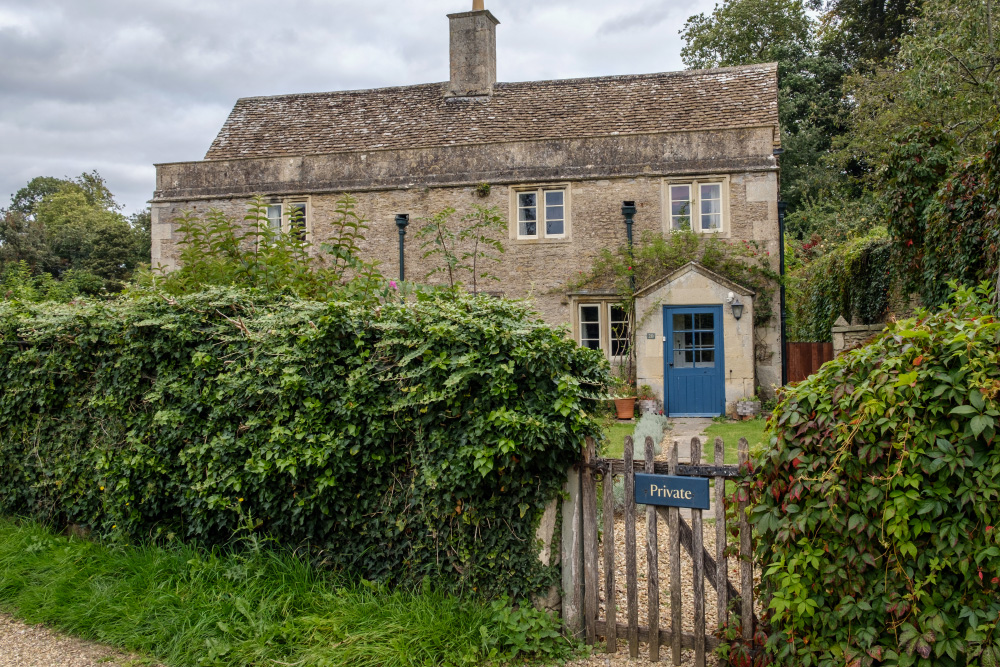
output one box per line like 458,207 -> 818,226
614,397 -> 636,420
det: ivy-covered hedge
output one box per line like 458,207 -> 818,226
786,228 -> 894,342
0,288 -> 608,599
754,283 -> 1000,666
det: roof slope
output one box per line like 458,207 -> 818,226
205,63 -> 779,160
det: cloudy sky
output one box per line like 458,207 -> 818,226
0,0 -> 715,215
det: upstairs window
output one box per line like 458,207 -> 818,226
514,187 -> 568,240
264,201 -> 309,241
665,178 -> 728,233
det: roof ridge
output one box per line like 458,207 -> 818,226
230,63 -> 779,103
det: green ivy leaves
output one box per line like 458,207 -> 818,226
754,281 -> 1000,666
0,288 -> 609,600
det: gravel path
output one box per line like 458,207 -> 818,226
564,513 -> 730,667
0,614 -> 156,667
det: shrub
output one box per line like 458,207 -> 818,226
0,288 -> 609,599
632,412 -> 668,460
150,194 -> 383,301
786,227 -> 894,342
752,282 -> 1000,666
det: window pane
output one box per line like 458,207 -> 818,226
694,313 -> 714,330
518,192 -> 538,238
580,305 -> 601,350
545,206 -> 564,221
671,185 -> 692,230
696,349 -> 716,368
580,305 -> 600,322
700,183 -> 722,231
673,313 -> 693,332
546,219 -> 564,236
544,190 -> 564,206
610,305 -> 629,357
289,204 -> 307,240
267,205 -> 282,230
696,331 -> 715,348
700,183 -> 721,200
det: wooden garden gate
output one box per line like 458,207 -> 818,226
578,435 -> 757,665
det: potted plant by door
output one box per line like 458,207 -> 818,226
610,375 -> 636,420
636,384 -> 658,415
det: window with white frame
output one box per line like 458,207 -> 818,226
610,305 -> 630,357
577,302 -> 631,359
579,304 -> 602,351
266,205 -> 282,232
515,187 -> 567,239
264,201 -> 309,241
666,178 -> 727,233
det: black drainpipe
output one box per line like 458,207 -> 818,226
778,200 -> 788,386
621,201 -> 637,294
395,214 -> 409,282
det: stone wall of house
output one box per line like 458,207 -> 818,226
151,126 -> 782,393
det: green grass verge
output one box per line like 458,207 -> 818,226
703,418 -> 769,465
0,518 -> 578,667
601,422 -> 635,458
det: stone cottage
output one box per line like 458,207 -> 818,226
150,2 -> 782,416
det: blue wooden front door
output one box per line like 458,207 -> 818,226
664,306 -> 725,417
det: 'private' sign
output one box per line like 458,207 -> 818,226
635,473 -> 710,510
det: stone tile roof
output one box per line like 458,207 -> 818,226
205,63 -> 779,160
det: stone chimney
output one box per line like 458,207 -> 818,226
446,2 -> 499,98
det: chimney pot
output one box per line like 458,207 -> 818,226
473,0 -> 485,9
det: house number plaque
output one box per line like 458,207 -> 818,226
634,473 -> 710,509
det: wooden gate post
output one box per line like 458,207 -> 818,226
561,453 -> 584,637
582,437 -> 599,645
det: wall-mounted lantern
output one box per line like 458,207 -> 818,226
395,214 -> 409,282
731,296 -> 744,321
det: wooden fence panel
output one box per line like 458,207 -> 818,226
645,436 -> 660,662
603,459 -> 617,654
624,436 -> 639,658
579,433 -> 753,663
714,437 -> 728,638
583,437 -> 599,645
786,342 -> 834,383
690,438 -> 706,667
668,440 -> 682,666
738,437 -> 754,643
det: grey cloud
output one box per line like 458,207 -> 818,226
0,0 -> 715,215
